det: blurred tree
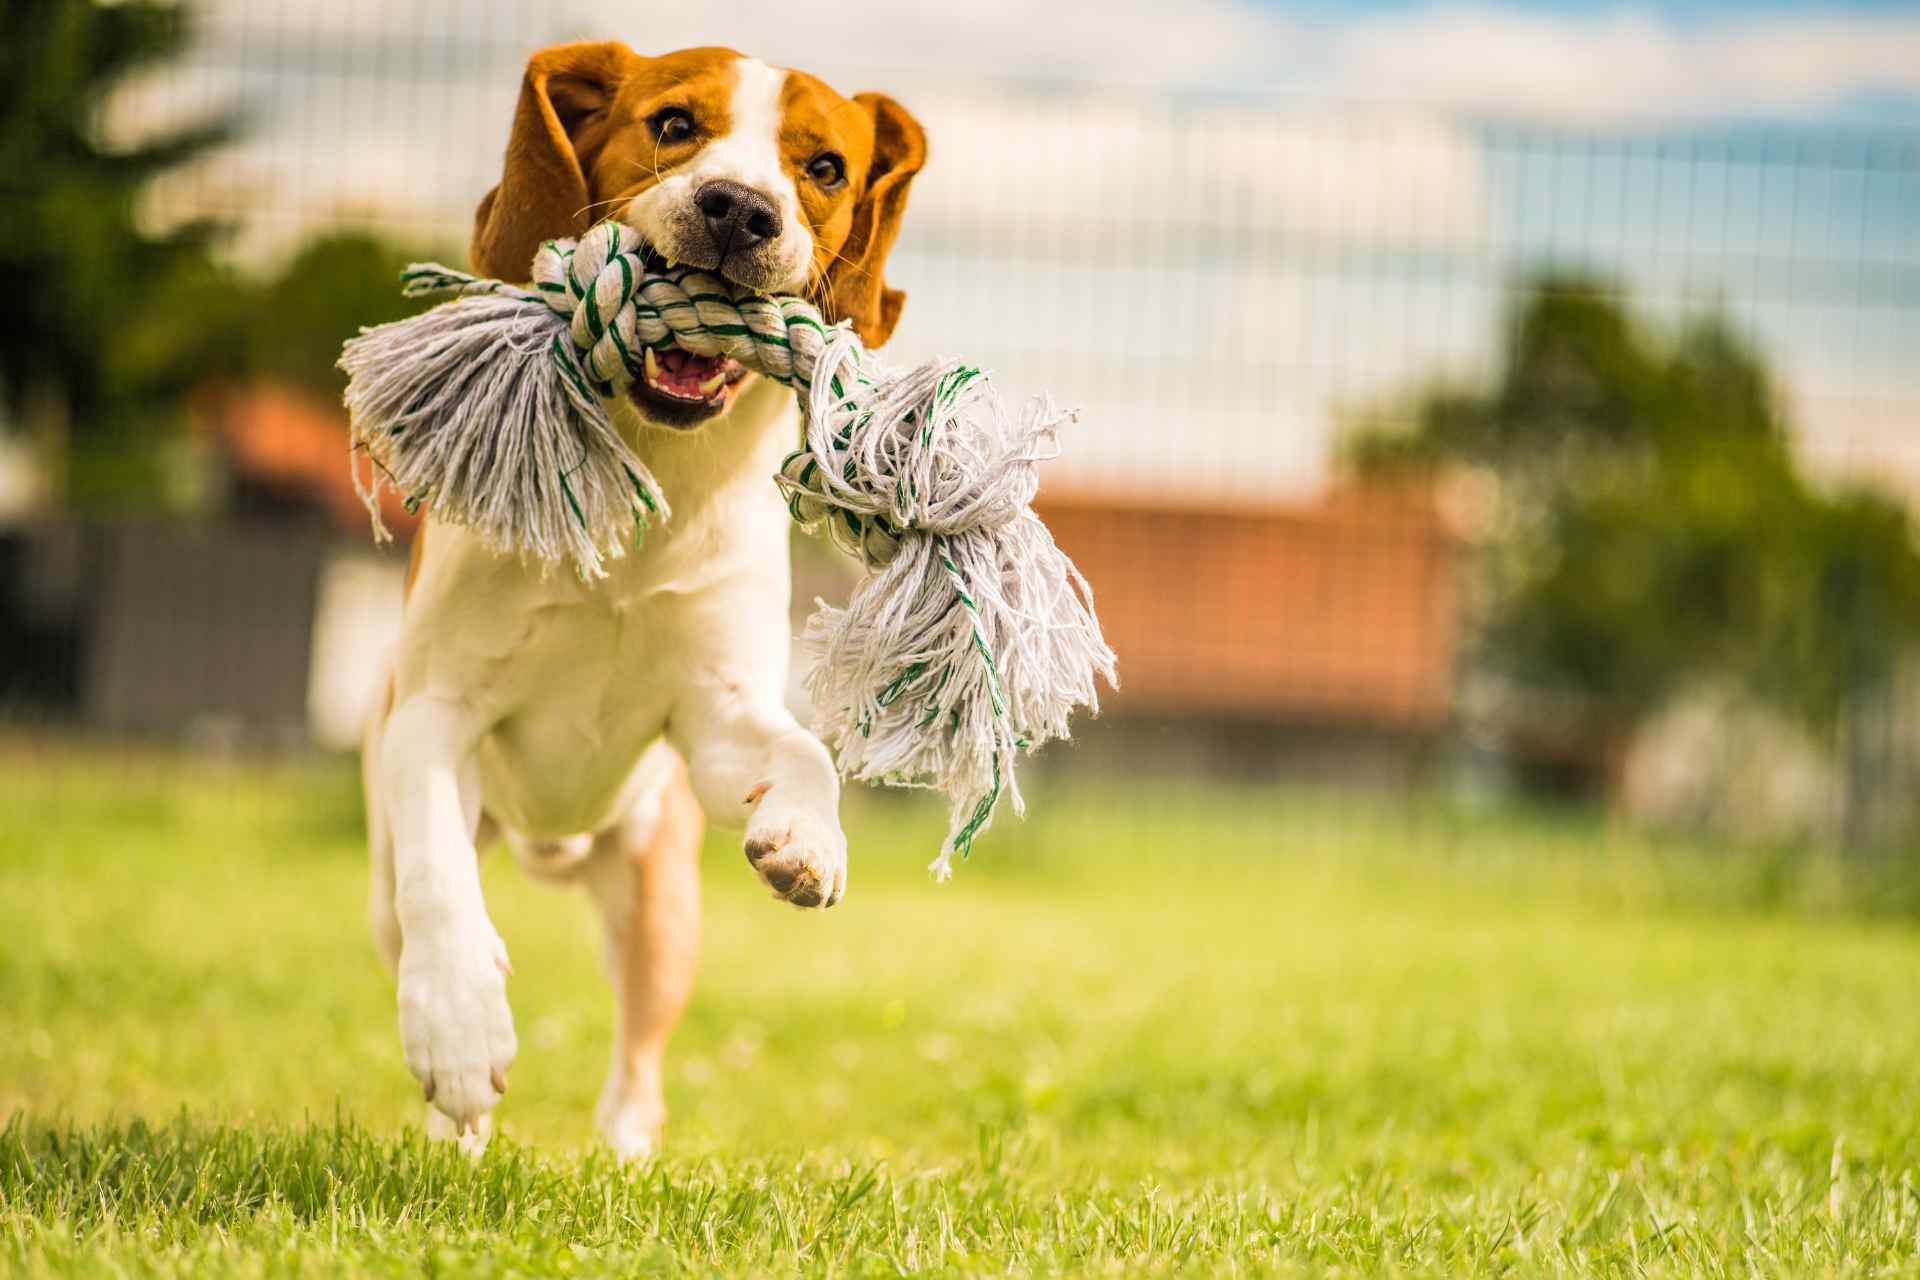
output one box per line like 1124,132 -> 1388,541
243,232 -> 435,400
0,0 -> 242,507
1348,276 -> 1920,837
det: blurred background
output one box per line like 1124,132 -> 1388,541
11,11 -> 1920,1265
3,0 -> 1918,856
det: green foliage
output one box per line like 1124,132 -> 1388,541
0,3 -> 437,510
4,753 -> 1920,1275
0,0 -> 243,504
1349,275 -> 1920,749
241,232 -> 439,399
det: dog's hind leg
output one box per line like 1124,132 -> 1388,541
581,743 -> 705,1162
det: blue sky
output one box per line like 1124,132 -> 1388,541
1217,0 -> 1920,126
179,1 -> 1920,128
1250,0 -> 1920,18
161,0 -> 1919,498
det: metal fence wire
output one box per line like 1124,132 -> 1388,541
130,3 -> 1919,504
10,1 -> 1920,847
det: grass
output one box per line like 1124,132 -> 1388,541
2,743 -> 1919,1275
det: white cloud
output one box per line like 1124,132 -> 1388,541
191,0 -> 1292,95
548,1 -> 1920,125
186,1 -> 1920,126
554,0 -> 1294,96
143,1 -> 1915,502
901,87 -> 1487,249
1325,7 -> 1920,125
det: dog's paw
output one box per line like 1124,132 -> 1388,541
742,791 -> 847,909
424,1104 -> 493,1159
397,918 -> 517,1132
596,1092 -> 664,1163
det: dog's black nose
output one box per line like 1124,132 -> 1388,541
695,180 -> 780,255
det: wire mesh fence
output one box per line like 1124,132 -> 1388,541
8,0 -> 1920,851
128,3 -> 1920,501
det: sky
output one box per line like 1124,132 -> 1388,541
140,0 -> 1920,501
174,0 -> 1920,125
486,0 -> 1920,124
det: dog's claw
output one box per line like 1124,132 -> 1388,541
491,1066 -> 509,1096
742,803 -> 846,910
399,922 -> 518,1133
744,829 -> 789,864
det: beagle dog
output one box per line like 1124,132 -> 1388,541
361,42 -> 926,1157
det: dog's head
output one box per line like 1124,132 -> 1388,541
471,43 -> 927,429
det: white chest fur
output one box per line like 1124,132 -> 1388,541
391,375 -> 801,839
371,363 -> 848,1141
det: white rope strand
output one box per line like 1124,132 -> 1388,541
339,221 -> 1116,872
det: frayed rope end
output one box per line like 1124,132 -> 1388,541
339,226 -> 1117,876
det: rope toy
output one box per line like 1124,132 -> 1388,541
339,220 -> 1116,875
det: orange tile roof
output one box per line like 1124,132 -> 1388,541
1036,485 -> 1463,731
206,382 -> 1462,731
200,382 -> 420,539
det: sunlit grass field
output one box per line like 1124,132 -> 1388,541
3,743 -> 1919,1275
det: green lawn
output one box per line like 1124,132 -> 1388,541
2,745 -> 1919,1275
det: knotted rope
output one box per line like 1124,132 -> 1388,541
340,220 -> 1116,875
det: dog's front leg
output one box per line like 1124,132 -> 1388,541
379,695 -> 515,1131
672,684 -> 846,909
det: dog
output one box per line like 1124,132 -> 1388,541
361,42 -> 926,1157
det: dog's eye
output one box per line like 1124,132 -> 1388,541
651,107 -> 696,143
807,151 -> 846,189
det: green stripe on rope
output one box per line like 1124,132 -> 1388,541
342,218 -> 1115,878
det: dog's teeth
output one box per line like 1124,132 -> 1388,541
699,371 -> 727,395
644,347 -> 660,383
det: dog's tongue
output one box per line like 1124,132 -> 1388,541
653,347 -> 727,398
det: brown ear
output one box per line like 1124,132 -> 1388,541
470,42 -> 633,281
823,93 -> 927,348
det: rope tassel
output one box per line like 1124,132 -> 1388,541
339,221 -> 1117,873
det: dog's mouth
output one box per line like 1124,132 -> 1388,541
631,345 -> 750,427
626,251 -> 754,428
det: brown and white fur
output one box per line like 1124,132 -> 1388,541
361,42 -> 926,1158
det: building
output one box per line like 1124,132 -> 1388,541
1,384 -> 1468,782
1035,485 -> 1464,785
